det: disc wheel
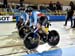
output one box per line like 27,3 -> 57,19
19,26 -> 31,38
24,32 -> 40,50
48,30 -> 60,46
18,27 -> 25,38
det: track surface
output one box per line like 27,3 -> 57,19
0,22 -> 75,56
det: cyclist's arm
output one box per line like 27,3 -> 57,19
25,13 -> 29,25
33,12 -> 38,26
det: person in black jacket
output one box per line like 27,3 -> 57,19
49,1 -> 54,11
64,8 -> 74,27
69,1 -> 75,10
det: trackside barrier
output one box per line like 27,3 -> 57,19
47,15 -> 66,21
16,15 -> 66,22
0,15 -> 17,23
0,15 -> 13,23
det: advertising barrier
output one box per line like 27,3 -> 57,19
48,15 -> 66,21
0,15 -> 13,23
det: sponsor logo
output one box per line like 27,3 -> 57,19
0,16 -> 13,22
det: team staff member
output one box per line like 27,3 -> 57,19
64,8 -> 74,27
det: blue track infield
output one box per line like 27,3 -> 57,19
23,46 -> 75,56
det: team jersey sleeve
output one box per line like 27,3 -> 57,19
33,11 -> 38,26
26,13 -> 29,20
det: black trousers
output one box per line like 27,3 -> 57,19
64,16 -> 73,27
72,19 -> 75,28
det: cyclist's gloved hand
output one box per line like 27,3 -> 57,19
31,24 -> 36,29
33,26 -> 36,29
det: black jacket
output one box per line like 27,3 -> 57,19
67,9 -> 74,17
